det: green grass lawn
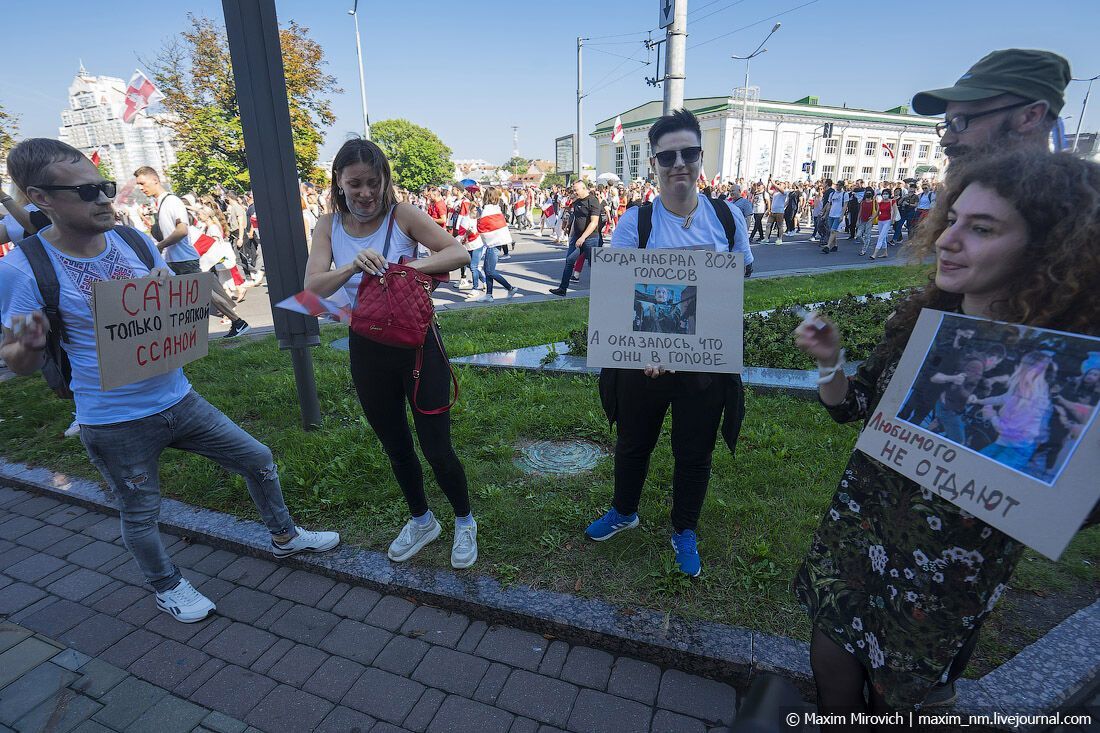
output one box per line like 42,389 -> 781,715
1,264 -> 1094,676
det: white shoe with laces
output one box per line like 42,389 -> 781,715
271,526 -> 341,558
155,578 -> 215,623
63,419 -> 81,438
388,516 -> 441,562
451,519 -> 478,569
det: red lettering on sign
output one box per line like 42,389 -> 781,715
168,279 -> 184,308
122,283 -> 139,316
142,281 -> 161,312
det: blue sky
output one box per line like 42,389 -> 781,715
2,0 -> 1098,169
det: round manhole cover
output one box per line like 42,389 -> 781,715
513,440 -> 606,475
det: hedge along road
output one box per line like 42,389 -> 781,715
213,227 -> 918,335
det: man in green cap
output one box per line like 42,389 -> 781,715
913,48 -> 1071,160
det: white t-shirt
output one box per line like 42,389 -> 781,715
0,228 -> 191,425
610,194 -> 753,267
828,191 -> 849,218
156,193 -> 200,263
329,209 -> 417,306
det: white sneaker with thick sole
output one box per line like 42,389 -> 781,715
155,578 -> 215,623
63,419 -> 81,438
271,526 -> 341,558
466,291 -> 486,301
388,517 -> 442,562
451,519 -> 478,569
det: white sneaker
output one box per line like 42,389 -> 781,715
63,419 -> 81,438
467,291 -> 486,301
458,279 -> 472,291
388,516 -> 441,562
451,519 -> 478,569
506,287 -> 521,300
155,578 -> 215,623
271,526 -> 341,558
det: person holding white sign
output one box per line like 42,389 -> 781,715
0,139 -> 341,625
585,109 -> 753,577
791,148 -> 1100,714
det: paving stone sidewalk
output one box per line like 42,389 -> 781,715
0,485 -> 740,733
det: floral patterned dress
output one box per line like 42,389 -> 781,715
793,327 -> 1024,710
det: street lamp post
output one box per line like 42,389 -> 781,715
1072,74 -> 1099,153
732,22 -> 780,181
348,1 -> 370,140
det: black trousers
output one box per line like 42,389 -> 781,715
611,370 -> 725,532
751,213 -> 765,241
348,328 -> 470,518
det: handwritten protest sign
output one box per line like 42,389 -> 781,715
92,273 -> 215,391
586,248 -> 743,374
855,309 -> 1100,559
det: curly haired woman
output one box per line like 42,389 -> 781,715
792,149 -> 1100,721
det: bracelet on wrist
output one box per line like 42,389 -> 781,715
816,348 -> 846,384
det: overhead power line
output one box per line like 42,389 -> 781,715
689,0 -> 820,50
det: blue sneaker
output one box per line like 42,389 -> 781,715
585,508 -> 639,541
671,529 -> 701,577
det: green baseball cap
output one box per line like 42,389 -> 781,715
912,49 -> 1071,117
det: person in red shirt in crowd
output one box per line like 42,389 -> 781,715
425,187 -> 447,229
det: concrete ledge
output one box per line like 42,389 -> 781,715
2,458 -> 1095,727
451,343 -> 858,399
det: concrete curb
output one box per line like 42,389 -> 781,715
2,459 -> 1096,727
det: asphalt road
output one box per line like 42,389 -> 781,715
212,224 -> 912,336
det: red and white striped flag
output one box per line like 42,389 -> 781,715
122,69 -> 164,124
90,149 -> 101,166
711,174 -> 721,187
611,115 -> 624,143
881,142 -> 895,159
275,290 -> 353,323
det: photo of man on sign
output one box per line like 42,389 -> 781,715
897,313 -> 1100,485
632,284 -> 696,335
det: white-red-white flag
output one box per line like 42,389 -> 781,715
122,69 -> 164,124
711,174 -> 721,187
611,115 -> 624,143
881,142 -> 895,159
275,290 -> 353,324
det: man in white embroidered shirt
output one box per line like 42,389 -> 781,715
0,139 -> 340,624
585,109 -> 752,577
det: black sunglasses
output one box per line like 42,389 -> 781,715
32,181 -> 117,201
653,146 -> 702,168
934,101 -> 1033,138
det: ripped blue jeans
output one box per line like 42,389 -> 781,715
80,390 -> 295,591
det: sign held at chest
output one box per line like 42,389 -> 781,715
586,248 -> 744,374
92,273 -> 215,391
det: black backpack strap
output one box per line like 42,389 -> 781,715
18,234 -> 67,343
113,226 -> 156,271
637,203 -> 653,249
705,196 -> 738,251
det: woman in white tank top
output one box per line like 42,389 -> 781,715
304,140 -> 480,570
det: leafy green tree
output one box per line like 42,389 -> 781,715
503,156 -> 529,176
145,14 -> 338,195
372,119 -> 452,191
0,101 -> 19,180
541,173 -> 566,188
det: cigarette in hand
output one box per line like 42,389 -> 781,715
794,306 -> 828,331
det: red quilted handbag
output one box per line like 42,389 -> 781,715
350,208 -> 458,414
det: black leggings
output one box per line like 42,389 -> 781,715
348,328 -> 470,518
810,628 -> 889,729
751,213 -> 765,240
611,370 -> 725,532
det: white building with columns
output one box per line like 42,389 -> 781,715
58,66 -> 178,181
593,94 -> 944,184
